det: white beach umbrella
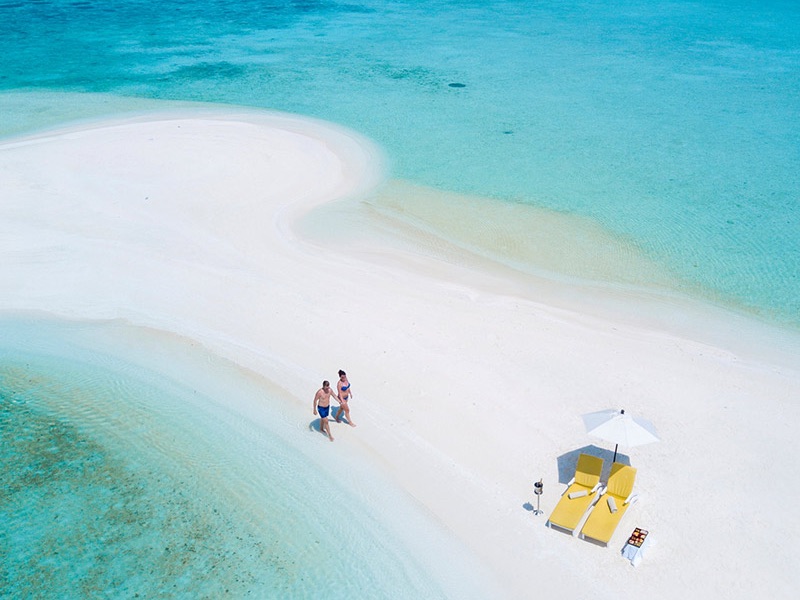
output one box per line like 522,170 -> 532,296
582,408 -> 660,463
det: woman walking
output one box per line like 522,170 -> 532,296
335,369 -> 356,427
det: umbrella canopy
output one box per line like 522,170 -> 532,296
582,408 -> 660,462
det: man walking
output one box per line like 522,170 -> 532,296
313,380 -> 337,442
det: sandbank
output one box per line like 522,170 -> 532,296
1,106 -> 799,599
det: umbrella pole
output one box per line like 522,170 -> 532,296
612,443 -> 618,463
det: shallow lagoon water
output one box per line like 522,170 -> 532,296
0,317 -> 488,598
0,0 -> 798,323
1,1 -> 799,596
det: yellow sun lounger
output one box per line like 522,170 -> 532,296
579,462 -> 638,546
546,453 -> 604,535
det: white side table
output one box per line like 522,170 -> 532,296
621,529 -> 652,566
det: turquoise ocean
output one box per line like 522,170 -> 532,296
0,318 -> 490,598
1,0 -> 799,596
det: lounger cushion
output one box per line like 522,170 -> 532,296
579,464 -> 638,546
574,455 -> 604,488
546,454 -> 605,533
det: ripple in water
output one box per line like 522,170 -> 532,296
0,365 -> 316,597
0,319 -> 461,599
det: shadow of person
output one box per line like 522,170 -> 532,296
333,405 -> 354,426
309,418 -> 334,441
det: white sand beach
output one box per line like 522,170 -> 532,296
2,108 -> 799,599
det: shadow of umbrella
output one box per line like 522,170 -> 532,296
556,445 -> 631,484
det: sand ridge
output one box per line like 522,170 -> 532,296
2,108 -> 799,599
